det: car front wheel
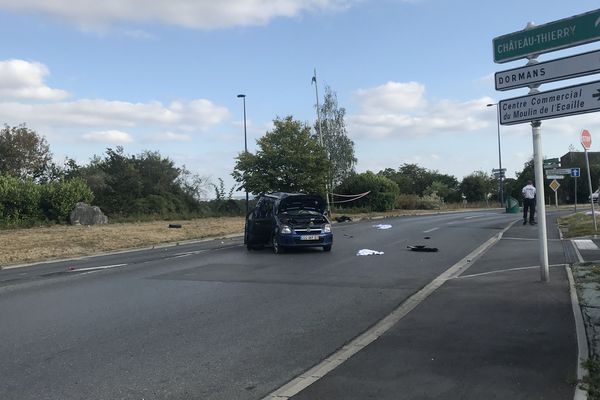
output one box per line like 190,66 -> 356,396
323,245 -> 332,252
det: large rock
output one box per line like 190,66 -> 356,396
69,202 -> 108,225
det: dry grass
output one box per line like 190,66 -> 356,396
0,217 -> 245,267
558,212 -> 600,238
0,207 -> 494,268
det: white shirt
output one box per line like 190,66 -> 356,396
522,184 -> 536,199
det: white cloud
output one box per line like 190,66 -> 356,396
354,81 -> 427,113
0,59 -> 69,100
149,131 -> 192,142
83,130 -> 133,144
0,0 -> 356,30
348,80 -> 494,139
0,98 -> 230,131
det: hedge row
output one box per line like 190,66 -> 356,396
0,175 -> 93,226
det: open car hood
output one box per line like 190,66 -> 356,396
278,195 -> 326,214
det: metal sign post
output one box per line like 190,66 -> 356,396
532,120 -> 549,281
571,168 -> 581,212
582,129 -> 597,231
549,179 -> 560,207
493,10 -> 600,282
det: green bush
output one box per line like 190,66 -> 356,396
40,178 -> 94,223
0,175 -> 43,223
0,175 -> 93,225
335,172 -> 399,212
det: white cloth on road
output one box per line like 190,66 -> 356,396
373,224 -> 392,230
357,249 -> 384,256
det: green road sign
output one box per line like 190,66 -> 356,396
493,9 -> 600,63
543,158 -> 559,164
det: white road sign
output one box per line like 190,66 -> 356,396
545,168 -> 571,175
499,80 -> 600,125
546,175 -> 564,179
495,49 -> 600,91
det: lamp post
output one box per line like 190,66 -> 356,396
237,94 -> 249,215
487,103 -> 504,207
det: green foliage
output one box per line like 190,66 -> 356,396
335,171 -> 399,211
40,178 -> 94,223
0,175 -> 93,226
0,124 -> 52,181
580,358 -> 600,399
314,86 -> 356,188
73,147 -> 211,218
395,193 -> 443,210
232,116 -> 329,196
379,163 -> 460,201
0,175 -> 43,224
460,171 -> 494,202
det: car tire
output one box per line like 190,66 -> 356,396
323,245 -> 332,252
272,235 -> 284,254
246,243 -> 254,251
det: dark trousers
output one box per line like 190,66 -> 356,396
523,198 -> 536,222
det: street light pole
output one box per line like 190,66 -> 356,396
487,103 -> 504,207
237,94 -> 249,216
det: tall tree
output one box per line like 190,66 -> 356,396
314,86 -> 356,189
460,171 -> 494,202
0,124 -> 52,180
233,116 -> 329,195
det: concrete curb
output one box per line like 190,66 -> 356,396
567,265 -> 590,400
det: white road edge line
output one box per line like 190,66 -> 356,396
69,264 -> 127,272
571,240 -> 585,264
566,266 -> 589,400
423,227 -> 439,233
453,264 -> 565,280
261,219 -> 518,400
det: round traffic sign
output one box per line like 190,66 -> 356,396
582,129 -> 592,150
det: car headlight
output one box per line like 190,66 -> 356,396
323,224 -> 331,233
280,225 -> 292,234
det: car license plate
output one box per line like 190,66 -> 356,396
300,235 -> 320,241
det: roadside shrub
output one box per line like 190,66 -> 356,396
0,175 -> 43,224
395,194 -> 418,210
335,172 -> 399,212
40,178 -> 94,223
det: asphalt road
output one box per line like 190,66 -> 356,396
0,210 -> 572,399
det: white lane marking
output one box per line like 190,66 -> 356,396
69,264 -> 127,272
571,240 -> 585,263
453,264 -> 565,280
173,250 -> 207,256
501,237 -> 562,242
574,239 -> 599,250
423,227 -> 439,233
261,219 -> 518,400
567,266 -> 590,400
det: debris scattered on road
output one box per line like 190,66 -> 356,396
373,224 -> 392,230
407,245 -> 438,252
335,215 -> 353,223
357,249 -> 385,256
168,224 -> 182,229
343,233 -> 354,238
424,236 -> 431,239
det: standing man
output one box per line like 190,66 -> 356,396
522,180 -> 537,225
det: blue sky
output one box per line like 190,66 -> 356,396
1,0 -> 599,197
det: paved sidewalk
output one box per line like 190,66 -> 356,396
291,215 -> 579,399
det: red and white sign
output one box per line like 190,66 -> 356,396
582,129 -> 592,150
